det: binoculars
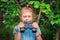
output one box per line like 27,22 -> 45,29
20,21 -> 37,33
20,27 -> 37,33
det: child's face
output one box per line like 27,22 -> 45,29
20,10 -> 33,22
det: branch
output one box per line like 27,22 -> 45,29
56,29 -> 59,40
14,0 -> 21,10
36,9 -> 41,24
36,0 -> 44,24
41,0 -> 44,3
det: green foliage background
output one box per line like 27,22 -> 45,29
0,0 -> 60,40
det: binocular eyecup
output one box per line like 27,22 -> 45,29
20,27 -> 37,33
20,28 -> 25,33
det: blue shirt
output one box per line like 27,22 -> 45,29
13,25 -> 42,40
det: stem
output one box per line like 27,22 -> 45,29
37,9 -> 41,24
56,29 -> 59,40
14,0 -> 21,10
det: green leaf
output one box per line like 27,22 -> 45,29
55,19 -> 60,24
46,4 -> 51,11
40,3 -> 46,9
46,4 -> 50,8
34,1 -> 40,8
1,0 -> 8,2
29,1 -> 34,4
45,10 -> 50,14
51,21 -> 55,25
10,0 -> 15,3
41,9 -> 46,13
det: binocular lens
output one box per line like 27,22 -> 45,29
32,28 -> 37,33
20,28 -> 25,33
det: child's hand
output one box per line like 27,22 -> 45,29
18,22 -> 24,31
32,22 -> 43,40
18,22 -> 24,28
32,22 -> 38,29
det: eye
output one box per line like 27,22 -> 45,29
23,16 -> 27,18
28,16 -> 31,17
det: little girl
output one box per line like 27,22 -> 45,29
13,4 -> 43,40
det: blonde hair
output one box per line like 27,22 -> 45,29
19,4 -> 35,21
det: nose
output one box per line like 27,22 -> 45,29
26,17 -> 29,20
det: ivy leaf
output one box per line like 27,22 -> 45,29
34,1 -> 40,8
10,0 -> 15,3
1,0 -> 8,2
41,9 -> 46,13
40,3 -> 46,9
29,1 -> 34,5
55,19 -> 60,25
45,10 -> 50,14
46,4 -> 50,8
46,4 -> 51,11
51,21 -> 55,25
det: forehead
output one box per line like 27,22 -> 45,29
22,11 -> 32,16
21,9 -> 33,15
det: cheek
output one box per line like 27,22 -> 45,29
21,17 -> 26,21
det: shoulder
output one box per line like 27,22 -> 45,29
13,25 -> 18,35
13,25 -> 18,30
